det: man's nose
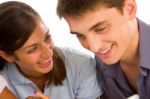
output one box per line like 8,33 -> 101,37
87,37 -> 102,53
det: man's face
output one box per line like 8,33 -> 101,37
66,5 -> 137,64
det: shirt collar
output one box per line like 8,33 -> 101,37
95,56 -> 133,92
138,19 -> 150,69
4,62 -> 32,85
95,55 -> 117,78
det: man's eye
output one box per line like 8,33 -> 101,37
76,34 -> 82,38
95,27 -> 106,32
76,34 -> 85,39
95,25 -> 109,34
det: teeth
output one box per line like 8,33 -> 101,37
40,58 -> 50,64
101,47 -> 111,54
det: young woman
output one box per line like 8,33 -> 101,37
0,1 -> 102,99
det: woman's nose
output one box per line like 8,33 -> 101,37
41,44 -> 53,59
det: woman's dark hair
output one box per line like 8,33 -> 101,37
49,47 -> 66,86
0,1 -> 66,86
0,1 -> 39,68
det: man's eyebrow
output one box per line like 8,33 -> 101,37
89,21 -> 106,31
70,21 -> 106,35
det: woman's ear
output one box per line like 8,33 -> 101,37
123,0 -> 137,19
0,51 -> 14,62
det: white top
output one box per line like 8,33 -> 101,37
0,47 -> 102,99
0,75 -> 8,93
126,94 -> 139,99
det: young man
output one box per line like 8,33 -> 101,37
57,0 -> 149,99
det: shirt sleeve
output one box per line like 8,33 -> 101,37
75,56 -> 103,99
0,75 -> 8,93
61,47 -> 103,99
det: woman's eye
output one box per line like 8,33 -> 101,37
44,34 -> 51,42
27,47 -> 37,54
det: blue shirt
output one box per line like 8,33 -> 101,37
96,19 -> 150,99
1,47 -> 102,99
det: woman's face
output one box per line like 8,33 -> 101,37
13,20 -> 54,77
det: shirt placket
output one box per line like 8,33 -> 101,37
137,68 -> 148,99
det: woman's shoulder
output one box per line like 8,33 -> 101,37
59,47 -> 94,59
58,47 -> 96,71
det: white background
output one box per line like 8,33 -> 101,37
0,0 -> 149,55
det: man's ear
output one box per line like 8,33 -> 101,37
0,51 -> 14,62
123,0 -> 137,19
